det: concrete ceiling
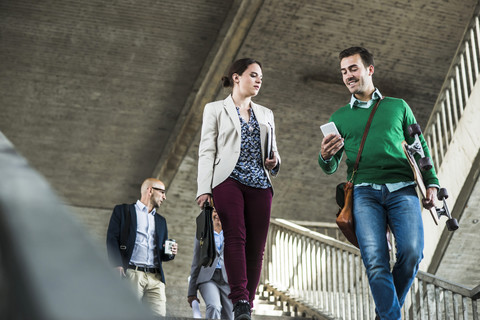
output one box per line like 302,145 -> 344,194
1,0 -> 479,291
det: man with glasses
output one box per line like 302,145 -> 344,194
106,178 -> 178,316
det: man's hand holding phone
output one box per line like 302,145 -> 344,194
320,122 -> 344,160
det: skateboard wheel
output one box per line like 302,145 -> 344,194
408,123 -> 422,137
446,218 -> 459,231
438,188 -> 449,200
419,157 -> 433,171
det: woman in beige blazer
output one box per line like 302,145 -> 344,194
196,58 -> 280,320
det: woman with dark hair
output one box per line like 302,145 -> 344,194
196,58 -> 281,320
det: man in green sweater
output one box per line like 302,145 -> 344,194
318,47 -> 439,320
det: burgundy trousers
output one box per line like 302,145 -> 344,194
212,178 -> 273,307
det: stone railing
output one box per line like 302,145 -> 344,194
424,8 -> 480,169
259,219 -> 479,319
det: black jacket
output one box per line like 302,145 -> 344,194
106,203 -> 174,283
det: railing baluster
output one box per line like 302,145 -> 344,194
330,246 -> 335,315
327,245 -> 332,314
332,248 -> 340,316
355,255 -> 363,320
338,248 -> 344,318
298,236 -> 304,299
343,250 -> 349,319
455,66 -> 465,114
370,286 -> 376,319
440,102 -> 449,147
296,233 -> 300,296
436,114 -> 444,160
322,243 -> 327,313
450,77 -> 459,125
345,251 -> 350,319
436,287 -> 442,320
279,230 -> 284,288
419,280 -> 426,320
427,284 -> 434,320
476,16 -> 480,74
306,238 -> 312,304
466,41 -> 475,90
445,90 -> 455,140
314,241 -> 320,307
308,239 -> 314,305
453,293 -> 460,320
473,298 -> 478,320
471,29 -> 480,80
463,296 -> 468,320
274,228 -> 279,287
431,124 -> 440,169
445,290 -> 452,320
412,279 -> 418,320
291,233 -> 296,294
305,239 -> 309,304
284,230 -> 288,288
274,228 -> 279,286
460,54 -> 470,105
348,253 -> 355,320
309,240 -> 314,305
362,267 -> 369,320
314,242 -> 319,307
406,280 -> 412,320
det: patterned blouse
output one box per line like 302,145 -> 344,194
229,107 -> 271,189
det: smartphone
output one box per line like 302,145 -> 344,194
320,122 -> 344,147
320,122 -> 340,137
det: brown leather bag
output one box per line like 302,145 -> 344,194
336,181 -> 358,247
335,98 -> 382,248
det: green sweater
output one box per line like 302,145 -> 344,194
318,97 -> 439,186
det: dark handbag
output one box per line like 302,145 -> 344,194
335,98 -> 382,248
195,201 -> 216,267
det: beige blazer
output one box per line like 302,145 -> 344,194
196,95 -> 281,198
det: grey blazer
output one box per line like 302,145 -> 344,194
196,95 -> 281,199
188,237 -> 228,296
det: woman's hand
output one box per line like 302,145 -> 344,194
196,194 -> 212,207
265,153 -> 278,171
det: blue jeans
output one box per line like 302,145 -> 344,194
354,185 -> 424,320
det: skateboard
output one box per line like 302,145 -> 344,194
402,124 -> 459,231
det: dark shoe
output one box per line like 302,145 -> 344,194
233,300 -> 251,320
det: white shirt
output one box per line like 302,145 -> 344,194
214,230 -> 224,269
129,200 -> 157,267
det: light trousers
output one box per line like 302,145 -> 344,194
126,269 -> 166,317
198,269 -> 233,320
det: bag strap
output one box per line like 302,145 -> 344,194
350,97 -> 383,181
120,204 -> 131,251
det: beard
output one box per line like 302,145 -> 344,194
151,199 -> 161,209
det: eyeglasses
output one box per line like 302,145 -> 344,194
152,187 -> 166,194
